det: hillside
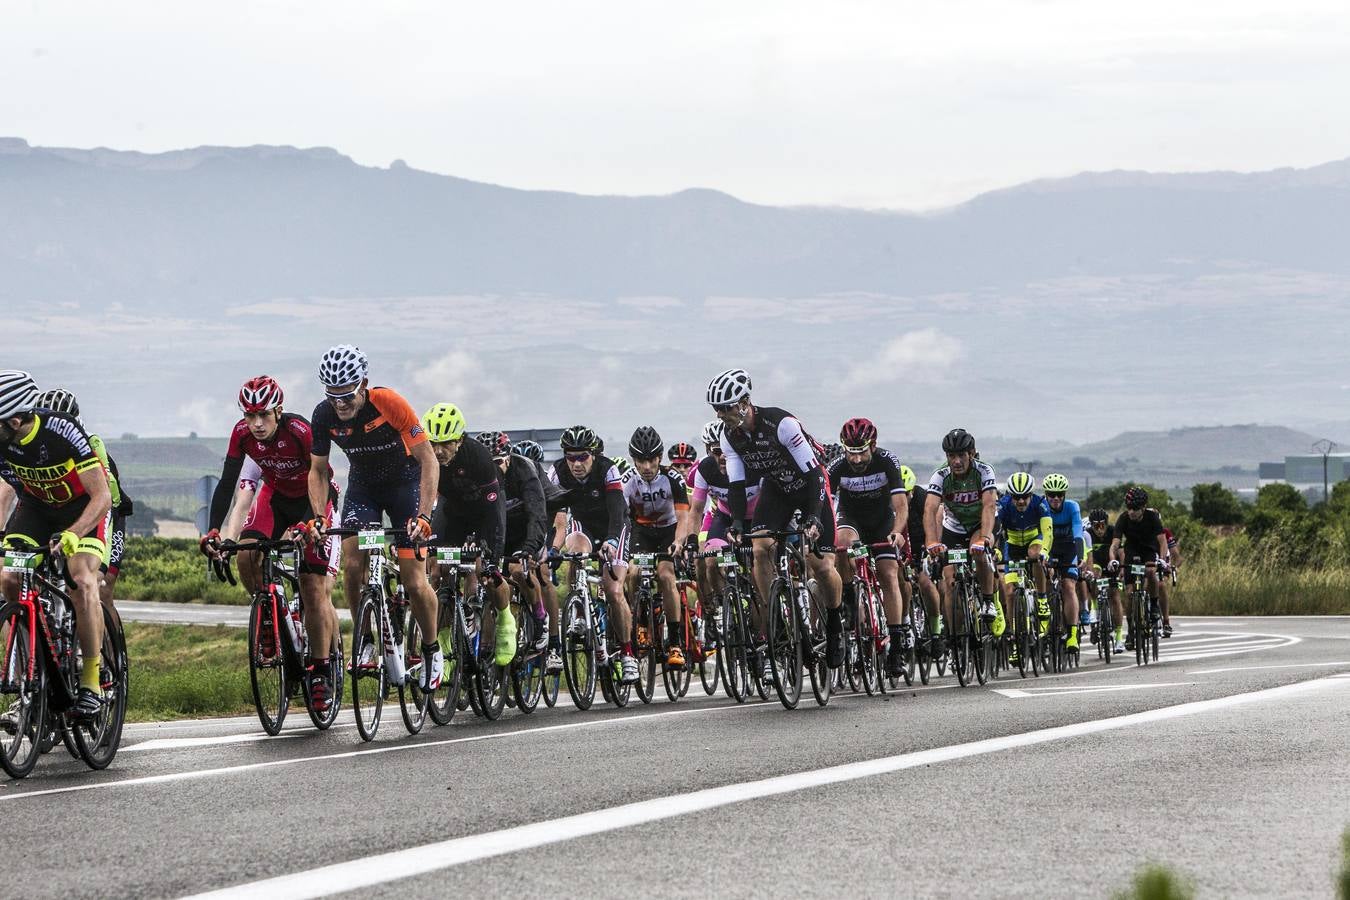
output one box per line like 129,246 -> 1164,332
4,137 -> 1350,307
1072,425 -> 1321,468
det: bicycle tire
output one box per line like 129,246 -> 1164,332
804,586 -> 831,708
542,667 -> 561,707
633,589 -> 657,705
858,594 -> 879,696
719,587 -> 748,703
306,630 -> 344,731
472,604 -> 508,720
398,611 -> 430,734
428,589 -> 462,726
767,578 -> 803,709
561,594 -> 595,710
697,597 -> 720,696
247,592 -> 288,736
350,594 -> 385,742
74,604 -> 128,770
0,605 -> 46,779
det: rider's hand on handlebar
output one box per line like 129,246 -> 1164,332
601,538 -> 621,562
407,513 -> 433,541
926,541 -> 946,558
802,516 -> 822,543
1107,558 -> 1121,574
199,528 -> 223,560
52,530 -> 80,558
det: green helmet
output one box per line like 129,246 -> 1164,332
421,403 -> 467,442
1007,471 -> 1035,497
899,464 -> 916,493
1042,473 -> 1069,493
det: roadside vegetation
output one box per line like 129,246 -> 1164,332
125,622 -> 254,720
1112,864 -> 1193,900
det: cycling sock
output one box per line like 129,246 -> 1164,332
888,624 -> 906,639
549,635 -> 561,650
622,642 -> 633,656
667,622 -> 681,646
827,605 -> 843,628
311,656 -> 329,669
842,581 -> 856,604
80,655 -> 101,692
422,640 -> 439,655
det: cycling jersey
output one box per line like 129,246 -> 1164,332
431,437 -> 505,559
0,412 -> 104,508
689,456 -> 760,517
550,455 -> 626,542
996,494 -> 1053,550
621,466 -> 689,528
1088,524 -> 1114,569
87,434 -> 124,509
1115,508 -> 1165,561
906,485 -> 928,559
310,387 -> 426,484
1162,527 -> 1178,554
1046,500 -> 1083,577
721,405 -> 824,523
238,456 -> 263,491
500,454 -> 548,557
827,449 -> 905,521
925,459 -> 997,535
208,413 -> 318,531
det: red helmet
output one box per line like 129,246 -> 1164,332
668,441 -> 697,464
238,376 -> 284,414
839,417 -> 877,449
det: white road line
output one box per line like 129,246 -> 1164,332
180,675 -> 1350,900
1190,661 -> 1350,675
124,733 -> 303,753
993,682 -> 1192,699
0,700 -> 778,803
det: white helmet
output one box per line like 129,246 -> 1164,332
0,370 -> 40,420
700,419 -> 724,446
706,368 -> 752,407
318,344 -> 368,388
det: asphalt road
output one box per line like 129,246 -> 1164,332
7,616 -> 1349,899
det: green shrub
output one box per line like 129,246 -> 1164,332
1190,482 -> 1245,526
1113,864 -> 1194,900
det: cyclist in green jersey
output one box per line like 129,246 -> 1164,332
923,428 -> 1003,637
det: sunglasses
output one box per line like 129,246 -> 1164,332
707,446 -> 724,457
712,401 -> 742,412
842,445 -> 870,455
565,452 -> 591,463
325,388 -> 360,406
1046,492 -> 1066,499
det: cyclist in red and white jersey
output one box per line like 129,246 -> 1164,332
200,376 -> 341,709
707,368 -> 845,669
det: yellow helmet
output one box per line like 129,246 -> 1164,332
421,402 -> 467,442
899,464 -> 916,492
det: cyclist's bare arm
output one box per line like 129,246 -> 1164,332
412,441 -> 438,522
923,493 -> 943,548
0,481 -> 14,530
307,453 -> 331,528
65,466 -> 112,539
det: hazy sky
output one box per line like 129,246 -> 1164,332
6,0 -> 1350,209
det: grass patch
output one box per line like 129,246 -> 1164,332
1113,864 -> 1194,900
1339,827 -> 1350,900
1172,559 -> 1350,616
125,622 -> 255,721
118,537 -> 245,605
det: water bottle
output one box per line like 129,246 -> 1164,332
46,597 -> 65,660
384,622 -> 407,686
595,603 -> 609,663
285,597 -> 306,656
693,612 -> 705,647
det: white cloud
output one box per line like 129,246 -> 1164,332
406,350 -> 514,426
177,395 -> 238,435
846,329 -> 963,387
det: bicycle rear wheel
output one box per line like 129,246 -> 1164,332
306,630 -> 344,730
767,579 -> 803,709
561,594 -> 595,710
398,611 -> 430,734
805,588 -> 831,708
247,592 -> 288,736
429,591 -> 463,726
350,595 -> 385,742
858,595 -> 879,696
73,605 -> 128,770
951,596 -> 972,687
0,605 -> 47,779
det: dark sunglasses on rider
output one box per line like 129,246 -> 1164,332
712,401 -> 742,412
564,452 -> 591,463
325,388 -> 360,405
1045,492 -> 1066,499
708,446 -> 724,457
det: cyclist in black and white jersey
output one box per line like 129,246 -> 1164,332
708,368 -> 845,669
622,426 -> 695,669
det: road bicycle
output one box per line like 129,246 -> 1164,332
939,546 -> 995,687
702,545 -> 762,703
430,544 -> 510,722
1004,559 -> 1040,679
212,538 -> 343,734
762,514 -> 831,710
558,552 -> 629,710
1125,559 -> 1161,666
0,543 -> 127,778
329,527 -> 432,741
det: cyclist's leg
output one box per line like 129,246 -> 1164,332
600,526 -> 633,651
835,522 -> 861,607
100,513 -> 126,615
748,480 -> 790,614
338,481 -> 382,622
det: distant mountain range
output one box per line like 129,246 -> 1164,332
4,136 -> 1350,307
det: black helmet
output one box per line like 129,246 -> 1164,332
628,425 -> 664,459
514,439 -> 544,463
1089,508 -> 1109,524
560,425 -> 597,452
1124,487 -> 1148,510
35,388 -> 80,418
941,428 -> 975,454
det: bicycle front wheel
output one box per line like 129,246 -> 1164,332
350,595 -> 385,742
472,605 -> 508,720
398,611 -> 430,734
768,579 -> 803,709
561,595 -> 595,711
429,591 -> 463,726
247,592 -> 288,736
0,605 -> 47,779
73,604 -> 128,770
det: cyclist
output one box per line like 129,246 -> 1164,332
1041,473 -> 1085,651
996,471 -> 1053,646
707,368 -> 845,668
827,417 -> 911,676
668,441 -> 698,485
200,376 -> 342,708
420,405 -> 513,667
1107,487 -> 1171,646
479,431 -> 560,671
306,345 -> 444,691
0,371 -> 111,723
33,389 -> 134,620
623,426 -> 694,669
923,428 -> 1002,637
1159,526 -> 1180,637
687,419 -> 766,673
1085,508 -> 1125,653
548,425 -> 637,683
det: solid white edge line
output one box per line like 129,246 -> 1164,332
181,675 -> 1350,900
1191,661 -> 1350,675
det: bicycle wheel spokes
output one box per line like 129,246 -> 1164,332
247,593 -> 288,736
307,632 -> 343,731
429,595 -> 463,726
73,605 -> 127,770
350,596 -> 385,742
561,596 -> 595,711
768,580 -> 803,709
633,593 -> 656,705
399,613 -> 430,735
0,609 -> 47,779
472,605 -> 508,720
719,588 -> 746,703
